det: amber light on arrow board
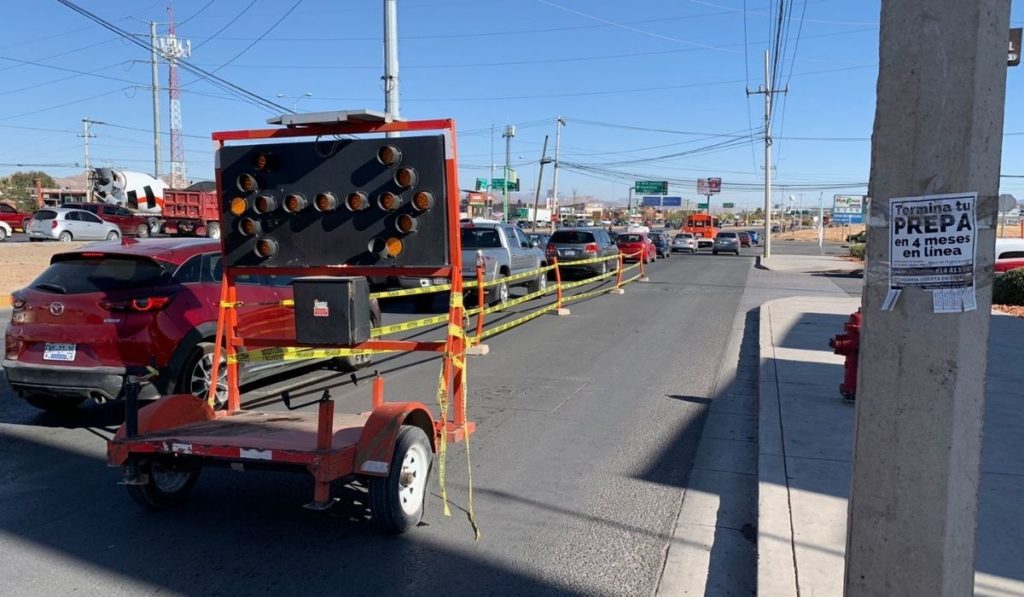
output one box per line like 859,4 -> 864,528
412,191 -> 434,212
283,193 -> 308,213
346,192 -> 369,211
239,217 -> 261,236
254,237 -> 279,258
378,192 -> 400,211
377,144 -> 402,167
237,174 -> 258,193
254,195 -> 278,214
229,197 -> 248,216
394,168 -> 417,189
314,192 -> 338,212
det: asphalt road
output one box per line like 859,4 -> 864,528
0,251 -> 756,596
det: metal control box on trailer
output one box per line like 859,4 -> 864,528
293,276 -> 371,346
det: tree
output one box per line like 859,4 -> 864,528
0,171 -> 56,212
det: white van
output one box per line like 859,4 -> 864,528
995,238 -> 1024,260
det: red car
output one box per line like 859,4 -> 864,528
616,232 -> 657,263
738,231 -> 752,247
62,202 -> 152,237
0,202 -> 31,240
995,257 -> 1024,276
4,239 -> 377,412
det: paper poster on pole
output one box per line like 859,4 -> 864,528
885,193 -> 977,313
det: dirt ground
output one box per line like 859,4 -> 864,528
0,242 -> 86,296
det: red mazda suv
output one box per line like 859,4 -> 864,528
4,238 -> 377,411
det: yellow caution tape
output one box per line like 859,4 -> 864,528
472,303 -> 559,342
559,268 -> 618,291
369,283 -> 452,300
476,283 -> 557,316
371,313 -> 450,337
563,285 -> 617,304
553,253 -> 621,267
226,345 -> 398,364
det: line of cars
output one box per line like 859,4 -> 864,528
1,202 -> 153,242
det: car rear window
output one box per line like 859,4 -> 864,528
619,234 -> 643,243
32,210 -> 56,221
677,234 -> 693,239
718,232 -> 738,238
550,230 -> 595,244
461,227 -> 502,248
31,255 -> 173,294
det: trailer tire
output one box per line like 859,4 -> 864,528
136,224 -> 150,238
368,425 -> 432,533
148,218 -> 162,236
126,459 -> 200,509
206,221 -> 221,239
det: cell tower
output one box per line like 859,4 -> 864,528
158,3 -> 191,189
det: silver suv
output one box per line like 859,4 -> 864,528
27,208 -> 122,242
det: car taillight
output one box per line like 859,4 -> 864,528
10,293 -> 25,310
584,243 -> 599,253
100,295 -> 173,313
51,220 -> 59,229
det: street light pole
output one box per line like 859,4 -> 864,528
551,116 -> 565,229
502,124 -> 514,223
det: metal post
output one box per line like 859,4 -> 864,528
150,21 -> 161,180
845,0 -> 1007,593
383,0 -> 400,138
79,118 -> 96,203
552,117 -> 565,229
502,124 -> 514,223
818,191 -> 824,255
532,135 -> 549,232
763,50 -> 772,259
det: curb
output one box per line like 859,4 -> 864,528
757,300 -> 799,597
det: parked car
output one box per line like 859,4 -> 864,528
648,231 -> 670,258
713,231 -> 741,255
616,232 -> 657,264
546,228 -> 620,275
671,233 -> 697,253
607,230 -> 619,244
3,238 -> 379,412
846,230 -> 867,244
995,257 -> 1024,276
62,202 -> 152,237
527,232 -> 551,249
0,202 -> 32,238
748,230 -> 760,244
738,231 -> 752,247
26,208 -> 122,242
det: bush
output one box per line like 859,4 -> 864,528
849,243 -> 866,260
993,268 -> 1024,305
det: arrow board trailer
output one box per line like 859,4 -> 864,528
106,113 -> 475,534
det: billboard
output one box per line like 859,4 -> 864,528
698,177 -> 722,195
833,194 -> 866,224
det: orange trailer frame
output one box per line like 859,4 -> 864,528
106,117 -> 474,529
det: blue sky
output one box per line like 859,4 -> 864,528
1,0 -> 1022,209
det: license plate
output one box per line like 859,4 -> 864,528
561,250 -> 578,257
432,277 -> 447,285
43,343 -> 77,362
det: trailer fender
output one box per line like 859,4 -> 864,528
354,401 -> 435,477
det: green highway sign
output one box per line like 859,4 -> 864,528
491,178 -> 520,191
635,180 -> 668,194
722,202 -> 735,208
697,202 -> 710,209
475,177 -> 489,190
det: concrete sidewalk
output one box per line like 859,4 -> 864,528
758,254 -> 863,275
758,297 -> 1024,596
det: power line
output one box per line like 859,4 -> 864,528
178,0 -> 218,26
191,0 -> 257,50
207,0 -> 303,74
56,0 -> 291,114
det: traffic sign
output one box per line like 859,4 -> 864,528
475,177 -> 489,190
697,202 -> 709,209
491,178 -> 520,191
722,202 -> 735,209
662,196 -> 682,207
998,193 -> 1017,212
641,195 -> 662,207
635,180 -> 668,194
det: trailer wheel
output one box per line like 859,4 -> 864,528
368,425 -> 432,533
135,224 -> 149,238
125,459 -> 200,509
148,218 -> 162,235
206,221 -> 221,239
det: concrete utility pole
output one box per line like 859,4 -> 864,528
747,50 -> 787,259
383,0 -> 400,138
79,117 -> 98,202
845,1 -> 1009,595
532,134 -> 550,232
150,21 -> 161,180
502,124 -> 514,222
551,116 -> 565,228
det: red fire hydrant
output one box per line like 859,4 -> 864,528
829,310 -> 862,402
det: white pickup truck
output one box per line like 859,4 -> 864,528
401,220 -> 547,309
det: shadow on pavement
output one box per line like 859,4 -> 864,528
0,428 -> 588,596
